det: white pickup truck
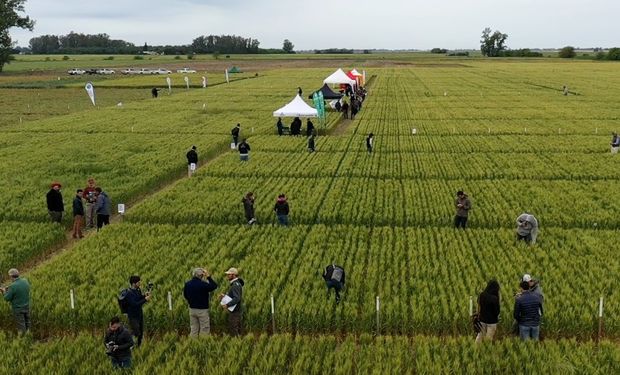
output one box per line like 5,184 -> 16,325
176,67 -> 197,74
67,68 -> 86,75
121,68 -> 140,75
96,68 -> 115,75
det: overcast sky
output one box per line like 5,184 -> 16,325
10,0 -> 620,50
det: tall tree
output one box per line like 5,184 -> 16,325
480,27 -> 508,57
282,39 -> 295,53
0,0 -> 34,72
558,46 -> 576,58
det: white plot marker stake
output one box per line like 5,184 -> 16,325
70,289 -> 75,310
469,296 -> 473,316
167,291 -> 173,311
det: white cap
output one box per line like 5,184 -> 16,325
193,268 -> 206,277
522,274 -> 532,282
8,268 -> 19,277
224,267 -> 239,275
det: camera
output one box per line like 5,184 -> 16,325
105,341 -> 116,355
146,282 -> 154,293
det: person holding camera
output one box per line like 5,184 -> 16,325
104,316 -> 134,369
183,268 -> 218,336
125,275 -> 151,347
454,190 -> 471,229
1,268 -> 30,334
83,178 -> 97,229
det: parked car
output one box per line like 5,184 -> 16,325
138,68 -> 155,75
152,68 -> 172,74
176,67 -> 197,74
67,68 -> 86,75
121,68 -> 140,75
84,69 -> 98,75
96,68 -> 115,75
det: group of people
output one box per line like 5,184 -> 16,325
105,267 -> 244,369
276,117 -> 316,137
45,178 -> 111,238
475,274 -> 544,343
240,192 -> 290,226
335,87 -> 367,120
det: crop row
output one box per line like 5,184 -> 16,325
1,332 -> 618,374
5,223 -> 617,337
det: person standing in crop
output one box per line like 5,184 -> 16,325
322,264 -> 346,304
104,316 -> 134,369
83,178 -> 97,228
183,268 -> 218,336
46,181 -> 64,223
72,189 -> 85,239
274,194 -> 290,226
0,268 -> 30,334
151,87 -> 160,98
186,145 -> 198,177
276,118 -> 284,136
516,213 -> 538,244
125,275 -> 151,347
514,281 -> 543,341
341,101 -> 349,119
95,187 -> 111,231
454,191 -> 471,229
242,192 -> 256,225
231,124 -> 241,147
366,133 -> 374,154
610,132 -> 620,154
306,119 -> 315,137
238,139 -> 251,161
521,274 -> 544,302
475,279 -> 500,343
219,268 -> 244,336
308,134 -> 316,153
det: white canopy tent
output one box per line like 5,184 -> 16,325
323,68 -> 357,87
273,94 -> 318,118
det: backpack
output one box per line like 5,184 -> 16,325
331,266 -> 344,282
118,288 -> 130,314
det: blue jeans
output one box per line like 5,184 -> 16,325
240,154 -> 249,161
325,280 -> 343,300
111,357 -> 132,369
519,325 -> 540,341
277,214 -> 288,226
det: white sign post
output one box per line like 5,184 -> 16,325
225,69 -> 229,84
70,289 -> 75,310
270,294 -> 276,333
376,296 -> 381,335
168,291 -> 173,311
598,296 -> 604,343
469,296 -> 473,316
184,76 -> 189,90
117,204 -> 125,215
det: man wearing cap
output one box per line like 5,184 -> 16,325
46,182 -> 64,223
125,275 -> 151,346
83,178 -> 97,228
516,213 -> 538,244
219,268 -> 244,336
72,189 -> 85,239
454,191 -> 471,229
186,146 -> 198,177
183,268 -> 218,336
514,280 -> 543,341
0,268 -> 31,334
521,274 -> 544,302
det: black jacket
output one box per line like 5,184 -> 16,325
183,276 -> 218,309
274,200 -> 289,215
478,291 -> 500,324
242,197 -> 255,220
238,142 -> 250,154
514,291 -> 543,327
231,127 -> 240,137
104,325 -> 134,359
186,149 -> 198,164
46,189 -> 64,212
225,278 -> 244,313
72,196 -> 84,216
306,121 -> 315,136
323,265 -> 345,284
308,137 -> 315,150
125,288 -> 147,319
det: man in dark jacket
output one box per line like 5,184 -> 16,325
231,124 -> 241,146
1,268 -> 30,334
323,264 -> 346,303
454,191 -> 472,229
306,119 -> 315,137
219,267 -> 244,336
72,189 -> 84,239
183,267 -> 218,336
125,275 -> 151,347
238,139 -> 251,161
186,145 -> 198,177
366,133 -> 374,154
514,281 -> 543,341
46,182 -> 64,223
341,102 -> 349,119
276,118 -> 284,136
308,134 -> 316,153
274,194 -> 289,226
242,192 -> 256,225
104,316 -> 134,369
95,187 -> 111,231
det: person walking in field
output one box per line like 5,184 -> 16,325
83,178 -> 97,228
322,264 -> 346,304
516,213 -> 538,244
219,268 -> 244,336
186,145 -> 198,177
104,316 -> 134,369
183,267 -> 218,336
46,181 -> 64,223
274,194 -> 290,226
514,280 -> 543,341
242,192 -> 256,225
151,87 -> 160,98
95,187 -> 111,231
237,139 -> 251,161
72,189 -> 84,239
475,279 -> 500,343
454,191 -> 471,229
366,133 -> 374,154
231,124 -> 241,147
308,134 -> 316,153
122,275 -> 152,347
0,268 -> 30,334
341,101 -> 349,119
306,119 -> 315,137
610,132 -> 620,154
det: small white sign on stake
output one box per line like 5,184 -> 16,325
190,163 -> 196,172
118,204 -> 125,215
412,128 -> 417,135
